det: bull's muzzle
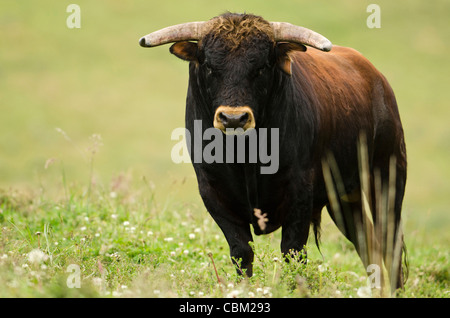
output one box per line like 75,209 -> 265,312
214,106 -> 255,134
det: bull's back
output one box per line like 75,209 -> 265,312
290,46 -> 404,201
290,45 -> 400,154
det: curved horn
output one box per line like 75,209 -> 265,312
139,21 -> 207,47
270,22 -> 332,52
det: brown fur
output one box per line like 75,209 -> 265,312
203,13 -> 275,50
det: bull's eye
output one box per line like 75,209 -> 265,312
254,63 -> 270,78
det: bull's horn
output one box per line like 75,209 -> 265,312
270,22 -> 332,51
139,21 -> 207,47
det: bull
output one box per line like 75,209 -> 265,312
140,13 -> 407,290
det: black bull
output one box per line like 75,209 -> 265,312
140,13 -> 407,289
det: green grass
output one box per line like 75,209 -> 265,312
0,173 -> 447,298
0,0 -> 449,297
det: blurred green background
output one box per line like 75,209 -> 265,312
1,0 -> 449,245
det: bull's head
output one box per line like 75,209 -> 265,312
139,13 -> 331,133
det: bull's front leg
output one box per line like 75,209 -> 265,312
197,173 -> 254,277
280,186 -> 313,261
209,213 -> 254,276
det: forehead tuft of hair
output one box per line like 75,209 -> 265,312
203,13 -> 275,51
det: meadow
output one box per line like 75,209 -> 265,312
0,0 -> 448,297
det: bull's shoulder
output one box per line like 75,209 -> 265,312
298,45 -> 382,80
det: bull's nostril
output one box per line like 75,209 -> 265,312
218,112 -> 229,125
239,113 -> 249,125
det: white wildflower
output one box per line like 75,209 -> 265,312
357,285 -> 372,298
27,249 -> 48,264
226,289 -> 241,298
92,277 -> 103,287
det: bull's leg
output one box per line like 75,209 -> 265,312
326,197 -> 371,270
211,214 -> 254,276
372,160 -> 407,291
198,179 -> 254,277
280,193 -> 313,262
326,167 -> 407,291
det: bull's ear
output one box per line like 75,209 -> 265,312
276,42 -> 306,75
170,41 -> 198,61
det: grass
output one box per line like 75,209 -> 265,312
0,184 -> 447,298
0,0 -> 449,298
0,137 -> 447,297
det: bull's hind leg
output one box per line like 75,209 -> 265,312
371,157 -> 407,290
326,165 -> 407,292
326,192 -> 372,271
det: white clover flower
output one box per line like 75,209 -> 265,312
164,237 -> 174,242
92,277 -> 103,287
226,290 -> 241,298
189,233 -> 195,239
27,249 -> 48,264
123,221 -> 130,226
357,285 -> 372,298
